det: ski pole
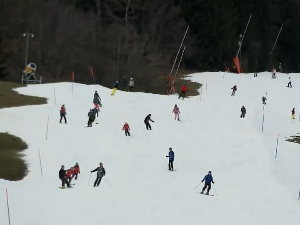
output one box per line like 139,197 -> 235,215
213,183 -> 217,195
88,173 -> 92,185
194,182 -> 201,189
105,177 -> 111,187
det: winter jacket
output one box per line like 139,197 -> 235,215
144,115 -> 154,123
232,85 -> 237,91
94,93 -> 101,100
241,107 -> 246,114
202,174 -> 214,184
73,165 -> 80,174
91,166 -> 106,177
59,169 -> 66,179
166,150 -> 175,161
292,109 -> 295,115
181,85 -> 188,92
88,109 -> 97,118
113,83 -> 119,88
123,123 -> 130,131
172,106 -> 180,114
60,106 -> 66,115
129,80 -> 134,87
93,97 -> 101,105
66,169 -> 73,178
273,69 -> 276,73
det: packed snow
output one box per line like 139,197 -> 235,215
0,72 -> 300,225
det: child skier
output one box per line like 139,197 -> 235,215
287,77 -> 292,88
272,68 -> 276,79
122,122 -> 131,136
262,96 -> 267,105
291,108 -> 295,119
200,171 -> 215,195
166,148 -> 175,171
240,106 -> 246,118
91,162 -> 106,187
144,114 -> 154,130
231,85 -> 237,96
172,104 -> 180,121
178,84 -> 188,99
66,167 -> 74,184
60,104 -> 67,124
73,163 -> 80,180
59,165 -> 71,188
111,81 -> 119,96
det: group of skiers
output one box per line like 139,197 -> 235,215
59,163 -> 80,188
111,78 -> 135,96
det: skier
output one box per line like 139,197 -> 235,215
262,96 -> 267,105
73,162 -> 80,180
178,84 -> 188,99
66,167 -> 74,184
60,104 -> 67,124
122,122 -> 131,136
59,165 -> 71,188
111,81 -> 119,96
287,77 -> 292,88
91,162 -> 106,187
200,171 -> 215,195
240,106 -> 246,118
172,104 -> 180,121
166,148 -> 175,171
254,60 -> 258,77
129,78 -> 134,92
93,91 -> 102,111
272,68 -> 276,79
121,76 -> 127,90
87,109 -> 96,127
291,108 -> 295,119
144,114 -> 154,130
231,85 -> 237,96
278,63 -> 282,73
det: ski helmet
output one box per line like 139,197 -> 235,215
208,171 -> 211,174
169,147 -> 172,150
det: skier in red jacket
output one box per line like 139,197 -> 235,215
122,122 -> 130,136
178,84 -> 188,99
73,163 -> 80,180
66,167 -> 74,183
172,104 -> 181,121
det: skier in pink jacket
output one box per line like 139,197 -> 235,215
172,104 -> 180,121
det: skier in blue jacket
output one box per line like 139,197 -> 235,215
166,148 -> 174,171
200,171 -> 214,195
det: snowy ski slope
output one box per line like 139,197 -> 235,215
0,72 -> 300,225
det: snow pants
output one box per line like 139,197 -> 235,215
178,91 -> 186,99
145,121 -> 151,130
169,160 -> 174,171
202,183 -> 211,194
73,173 -> 79,180
88,117 -> 95,127
272,73 -> 276,79
254,72 -> 257,77
231,90 -> 236,96
60,114 -> 67,123
129,86 -> 134,92
111,88 -> 117,95
174,113 -> 180,120
287,82 -> 292,88
240,113 -> 245,118
292,114 -> 295,119
94,103 -> 100,111
125,130 -> 130,136
94,176 -> 102,187
60,177 -> 70,187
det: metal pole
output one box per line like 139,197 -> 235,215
271,24 -> 284,54
236,14 -> 252,57
173,47 -> 186,84
170,26 -> 189,75
25,35 -> 29,68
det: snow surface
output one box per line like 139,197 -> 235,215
0,72 -> 300,225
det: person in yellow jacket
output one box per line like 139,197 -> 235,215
291,108 -> 295,119
111,81 -> 119,96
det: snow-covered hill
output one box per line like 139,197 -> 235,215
0,72 -> 300,225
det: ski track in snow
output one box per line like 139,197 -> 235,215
0,72 -> 300,225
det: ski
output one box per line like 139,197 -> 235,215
197,192 -> 214,196
167,169 -> 177,172
59,186 -> 73,189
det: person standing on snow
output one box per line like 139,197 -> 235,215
144,114 -> 154,130
93,91 -> 102,110
291,108 -> 295,119
122,122 -> 131,136
240,106 -> 246,118
121,76 -> 127,90
59,165 -> 71,188
287,77 -> 292,88
231,85 -> 237,96
262,96 -> 267,105
272,68 -> 276,79
91,162 -> 106,187
66,167 -> 74,184
111,81 -> 119,96
166,148 -> 175,171
172,104 -> 180,121
60,104 -> 67,124
73,163 -> 80,180
200,171 -> 215,195
178,84 -> 188,99
87,109 -> 96,127
129,78 -> 134,92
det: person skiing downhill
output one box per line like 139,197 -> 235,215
240,106 -> 246,118
129,78 -> 134,92
272,68 -> 276,79
166,148 -> 175,171
66,167 -> 74,183
262,96 -> 267,105
111,81 -> 119,96
59,165 -> 71,188
178,84 -> 188,99
91,163 -> 106,187
231,85 -> 237,96
122,122 -> 130,136
87,109 -> 96,127
291,108 -> 295,119
93,91 -> 102,111
144,114 -> 154,130
73,163 -> 80,180
172,104 -> 180,121
200,171 -> 215,195
60,105 -> 67,124
287,77 -> 292,88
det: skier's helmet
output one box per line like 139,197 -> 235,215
175,104 -> 177,107
169,147 -> 172,150
130,78 -> 133,80
208,171 -> 211,174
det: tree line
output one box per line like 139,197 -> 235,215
0,0 -> 300,93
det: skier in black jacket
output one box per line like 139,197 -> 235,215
144,114 -> 154,130
91,163 -> 106,187
87,109 -> 96,127
240,106 -> 246,118
59,165 -> 70,188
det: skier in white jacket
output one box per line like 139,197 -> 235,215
287,77 -> 292,88
129,78 -> 134,92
